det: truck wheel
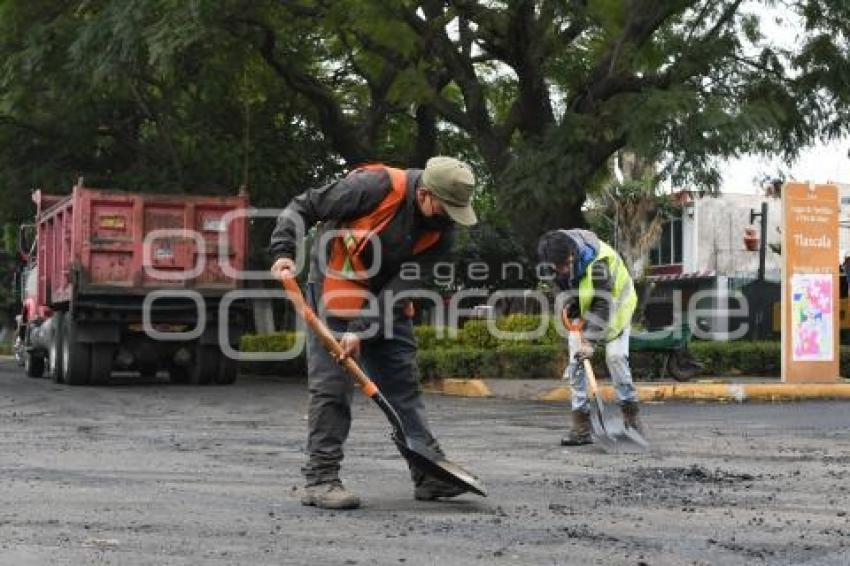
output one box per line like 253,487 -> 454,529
167,362 -> 191,384
49,312 -> 65,383
89,344 -> 115,385
190,345 -> 219,385
215,353 -> 238,385
138,362 -> 158,380
62,316 -> 91,386
24,352 -> 45,378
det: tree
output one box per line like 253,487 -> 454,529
0,0 -> 344,214
2,0 -> 850,258
599,149 -> 670,279
220,0 -> 850,249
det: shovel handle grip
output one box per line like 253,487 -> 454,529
571,325 -> 599,398
280,275 -> 378,398
582,358 -> 599,397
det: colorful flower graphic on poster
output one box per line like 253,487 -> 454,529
791,274 -> 834,362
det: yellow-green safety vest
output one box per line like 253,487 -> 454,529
577,242 -> 636,340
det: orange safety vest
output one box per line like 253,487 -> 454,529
322,164 -> 441,318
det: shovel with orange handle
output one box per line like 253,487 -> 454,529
279,274 -> 487,497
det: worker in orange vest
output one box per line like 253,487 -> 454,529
270,157 -> 477,509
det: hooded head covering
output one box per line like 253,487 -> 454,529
537,229 -> 599,288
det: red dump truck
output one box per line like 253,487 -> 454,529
13,182 -> 250,385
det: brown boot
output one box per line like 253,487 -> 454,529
414,476 -> 467,501
301,481 -> 361,510
620,401 -> 645,435
560,409 -> 593,446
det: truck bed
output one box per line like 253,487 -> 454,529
35,185 -> 249,306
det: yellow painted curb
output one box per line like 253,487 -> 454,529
538,386 -> 653,403
427,379 -> 850,402
540,383 -> 850,402
423,379 -> 492,398
638,383 -> 850,402
538,387 -> 570,402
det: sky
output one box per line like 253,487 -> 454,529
720,138 -> 850,194
717,3 -> 850,194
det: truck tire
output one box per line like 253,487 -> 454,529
62,316 -> 91,386
190,345 -> 219,385
24,351 -> 45,378
215,353 -> 238,385
166,361 -> 190,384
138,362 -> 158,380
89,344 -> 114,385
49,312 -> 65,383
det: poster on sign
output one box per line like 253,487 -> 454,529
790,273 -> 834,362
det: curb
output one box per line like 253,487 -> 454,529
424,379 -> 850,402
424,378 -> 493,398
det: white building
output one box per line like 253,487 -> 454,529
648,185 -> 850,280
642,185 -> 849,338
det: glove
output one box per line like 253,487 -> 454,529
574,340 -> 595,362
271,257 -> 296,279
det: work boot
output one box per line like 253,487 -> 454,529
620,401 -> 646,435
560,409 -> 593,446
414,476 -> 467,501
301,481 -> 361,510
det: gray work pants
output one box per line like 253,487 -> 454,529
564,327 -> 637,411
302,283 -> 439,485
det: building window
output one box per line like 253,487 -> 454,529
649,216 -> 683,266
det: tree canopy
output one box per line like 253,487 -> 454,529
1,0 -> 849,256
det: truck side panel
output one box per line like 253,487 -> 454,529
35,187 -> 248,302
37,195 -> 75,307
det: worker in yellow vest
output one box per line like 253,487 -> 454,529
537,229 -> 644,445
270,157 -> 477,509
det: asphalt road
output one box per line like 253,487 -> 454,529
1,358 -> 849,565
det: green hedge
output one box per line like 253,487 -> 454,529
241,332 -> 304,354
239,331 -> 306,376
690,341 -> 780,375
238,319 -> 850,380
418,345 -> 566,380
416,340 -> 850,380
415,314 -> 561,350
690,341 -> 850,378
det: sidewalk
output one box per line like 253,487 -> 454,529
423,377 -> 850,402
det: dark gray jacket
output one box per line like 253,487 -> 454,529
269,167 -> 455,335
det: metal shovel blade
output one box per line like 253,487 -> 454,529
397,435 -> 488,497
587,400 -> 617,453
580,357 -> 649,454
599,418 -> 649,453
373,391 -> 487,497
588,397 -> 649,454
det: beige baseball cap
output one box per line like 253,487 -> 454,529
422,156 -> 477,226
